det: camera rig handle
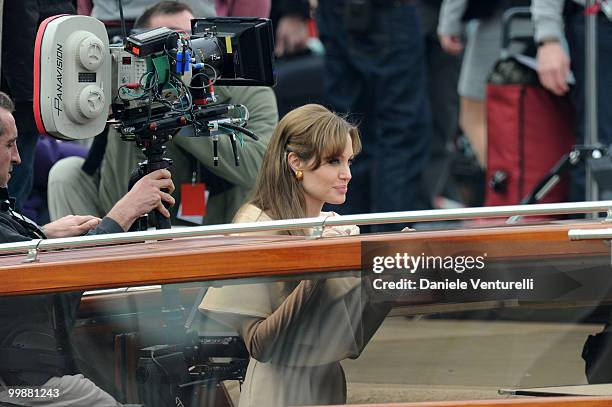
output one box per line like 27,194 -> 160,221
127,138 -> 173,231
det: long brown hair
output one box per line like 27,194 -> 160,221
239,104 -> 361,234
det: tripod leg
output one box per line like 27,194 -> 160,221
520,152 -> 572,205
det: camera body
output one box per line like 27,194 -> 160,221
136,336 -> 249,407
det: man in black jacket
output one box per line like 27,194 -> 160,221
0,91 -> 175,406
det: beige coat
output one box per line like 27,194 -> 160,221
200,205 -> 388,406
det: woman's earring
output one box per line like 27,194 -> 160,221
295,170 -> 304,181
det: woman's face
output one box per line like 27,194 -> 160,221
300,134 -> 354,210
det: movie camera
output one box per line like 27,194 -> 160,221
34,14 -> 275,228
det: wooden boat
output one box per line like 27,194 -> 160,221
2,207 -> 612,406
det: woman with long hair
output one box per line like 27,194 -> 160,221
199,104 -> 390,406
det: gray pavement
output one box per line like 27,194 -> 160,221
343,317 -> 604,404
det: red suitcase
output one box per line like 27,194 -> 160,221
485,8 -> 575,207
486,83 -> 575,206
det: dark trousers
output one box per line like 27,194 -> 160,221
415,0 -> 461,208
316,1 -> 431,231
566,12 -> 612,201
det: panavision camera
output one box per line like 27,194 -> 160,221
33,14 -> 275,141
33,14 -> 275,229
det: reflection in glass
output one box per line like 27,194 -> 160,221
200,273 -> 389,406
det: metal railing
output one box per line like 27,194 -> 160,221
1,200 -> 611,257
568,228 -> 612,241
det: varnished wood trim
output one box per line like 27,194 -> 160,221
1,222 -> 608,296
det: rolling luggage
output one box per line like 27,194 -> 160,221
485,8 -> 575,207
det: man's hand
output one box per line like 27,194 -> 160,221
438,34 -> 463,55
275,15 -> 309,57
43,215 -> 102,238
536,41 -> 570,96
107,169 -> 176,231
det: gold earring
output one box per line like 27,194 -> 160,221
295,170 -> 303,181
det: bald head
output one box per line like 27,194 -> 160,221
0,92 -> 15,141
0,105 -> 20,187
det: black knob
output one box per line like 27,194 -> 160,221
490,170 -> 508,193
